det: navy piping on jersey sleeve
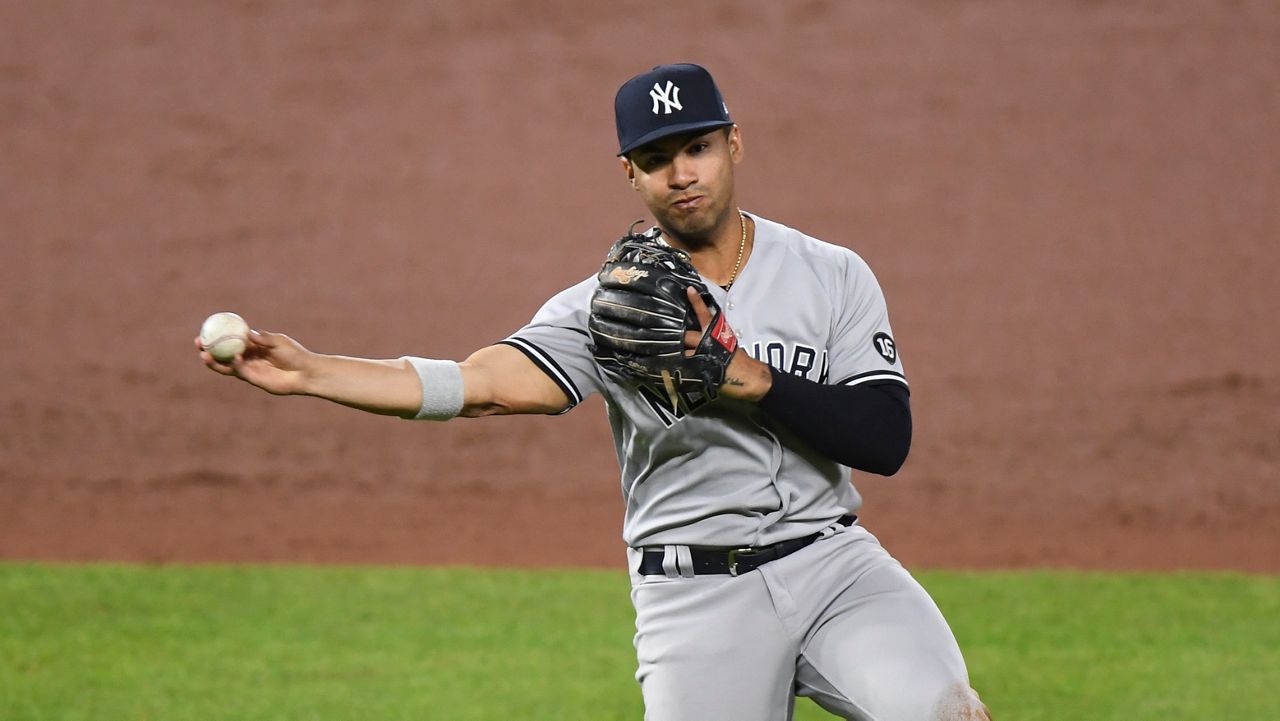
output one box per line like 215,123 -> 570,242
835,369 -> 909,387
498,338 -> 583,414
757,366 -> 911,476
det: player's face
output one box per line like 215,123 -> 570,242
623,126 -> 743,248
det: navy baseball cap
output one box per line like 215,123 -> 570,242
615,63 -> 734,156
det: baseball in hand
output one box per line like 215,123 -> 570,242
200,312 -> 250,363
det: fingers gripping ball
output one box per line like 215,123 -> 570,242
587,223 -> 738,411
200,312 -> 250,363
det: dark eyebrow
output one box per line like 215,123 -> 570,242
632,129 -> 713,159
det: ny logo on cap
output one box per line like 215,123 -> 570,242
649,81 -> 682,115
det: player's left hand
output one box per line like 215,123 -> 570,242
683,287 -> 773,402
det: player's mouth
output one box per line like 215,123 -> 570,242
671,194 -> 705,212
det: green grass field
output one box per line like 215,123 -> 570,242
2,564 -> 1277,720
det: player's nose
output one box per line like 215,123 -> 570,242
668,154 -> 697,189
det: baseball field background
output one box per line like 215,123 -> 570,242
2,1 -> 1277,718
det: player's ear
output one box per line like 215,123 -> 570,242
620,157 -> 638,189
728,125 -> 744,164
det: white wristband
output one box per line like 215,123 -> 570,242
401,357 -> 464,421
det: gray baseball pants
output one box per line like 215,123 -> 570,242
627,523 -> 984,721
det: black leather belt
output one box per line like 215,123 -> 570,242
637,515 -> 856,577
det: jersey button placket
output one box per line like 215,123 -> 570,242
723,299 -> 743,341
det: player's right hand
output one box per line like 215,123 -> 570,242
194,329 -> 311,396
682,286 -> 771,402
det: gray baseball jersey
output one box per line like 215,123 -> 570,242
501,212 -> 906,549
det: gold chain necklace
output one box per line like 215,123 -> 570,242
724,209 -> 747,291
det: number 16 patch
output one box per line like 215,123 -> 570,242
872,332 -> 898,364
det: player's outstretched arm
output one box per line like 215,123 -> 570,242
457,344 -> 570,417
196,330 -> 426,415
196,331 -> 568,418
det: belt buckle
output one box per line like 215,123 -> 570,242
727,547 -> 758,577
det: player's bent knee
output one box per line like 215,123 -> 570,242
932,683 -> 992,721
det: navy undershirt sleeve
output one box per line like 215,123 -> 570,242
756,366 -> 912,476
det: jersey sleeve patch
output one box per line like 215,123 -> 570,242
872,332 -> 898,365
499,337 -> 583,413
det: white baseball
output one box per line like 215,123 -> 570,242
200,312 -> 250,363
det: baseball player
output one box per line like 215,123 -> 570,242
197,63 -> 990,721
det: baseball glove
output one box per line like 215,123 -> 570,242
587,222 -> 739,411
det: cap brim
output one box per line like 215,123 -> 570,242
618,120 -> 735,156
